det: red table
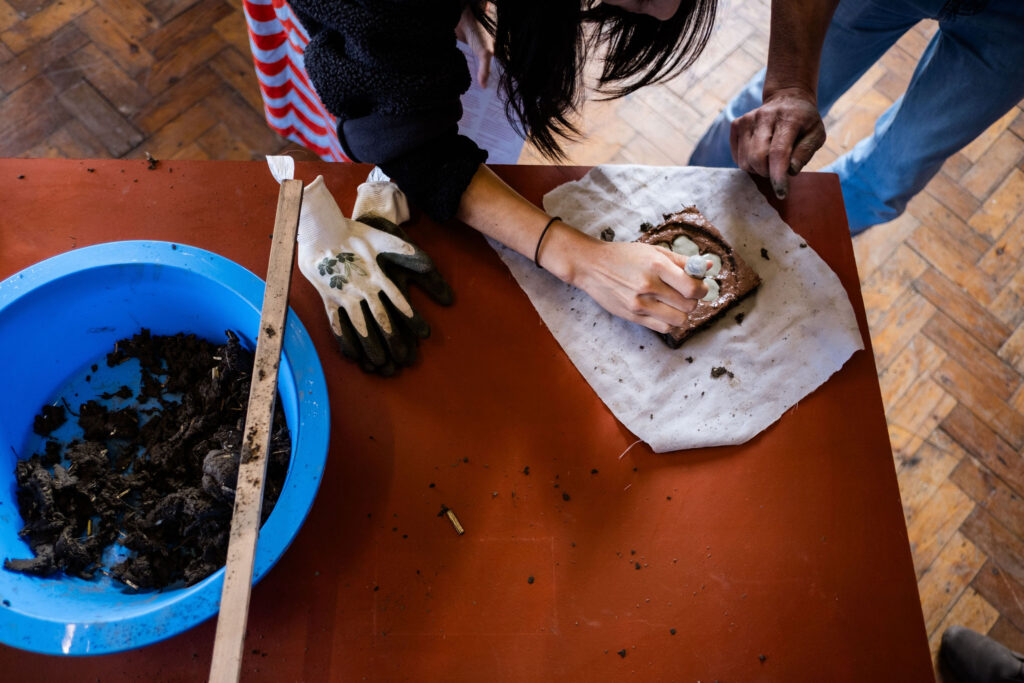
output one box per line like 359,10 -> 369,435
0,159 -> 933,681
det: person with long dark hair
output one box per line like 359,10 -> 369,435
258,0 -> 718,370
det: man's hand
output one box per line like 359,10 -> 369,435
730,86 -> 825,199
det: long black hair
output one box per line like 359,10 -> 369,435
473,1 -> 717,159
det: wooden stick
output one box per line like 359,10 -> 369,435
209,179 -> 303,683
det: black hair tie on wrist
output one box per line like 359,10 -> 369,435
533,216 -> 562,269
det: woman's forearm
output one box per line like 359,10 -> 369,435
453,164 -> 708,335
454,164 -> 594,285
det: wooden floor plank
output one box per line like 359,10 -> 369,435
999,320 -> 1024,374
909,189 -> 987,255
46,116 -> 108,157
924,167 -> 982,224
198,86 -> 282,152
0,0 -> 20,34
913,267 -> 1013,353
968,169 -> 1024,241
908,480 -> 976,579
0,0 -> 93,54
973,561 -> 1024,634
933,358 -> 1024,450
0,22 -> 87,92
951,457 -> 1024,542
141,28 -> 221,94
65,42 -> 151,116
962,107 -> 1018,164
75,5 -> 155,76
879,335 -> 947,411
887,375 -> 957,458
961,131 -> 1024,202
141,0 -> 229,60
990,267 -> 1024,329
941,406 -> 1024,496
206,46 -> 262,115
987,616 -> 1024,654
917,531 -> 987,634
0,75 -> 68,156
210,6 -> 248,56
145,0 -> 199,24
92,0 -> 157,41
56,77 -> 142,155
861,244 -> 928,329
923,311 -> 1021,402
898,438 -> 963,527
927,587 -> 999,674
866,291 -> 936,371
961,508 -> 1024,589
977,211 -> 1024,287
125,98 -> 215,158
852,212 -> 921,283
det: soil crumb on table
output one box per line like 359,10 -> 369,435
4,329 -> 291,590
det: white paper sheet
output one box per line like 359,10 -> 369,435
457,41 -> 525,164
488,165 -> 865,452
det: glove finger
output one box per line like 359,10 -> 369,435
378,256 -> 454,308
382,289 -> 430,341
381,292 -> 426,358
376,292 -> 416,366
357,355 -> 397,377
405,268 -> 455,307
332,306 -> 365,363
377,250 -> 434,275
359,216 -> 435,274
356,300 -> 391,369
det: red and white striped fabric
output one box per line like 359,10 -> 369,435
242,0 -> 349,162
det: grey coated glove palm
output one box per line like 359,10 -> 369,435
295,174 -> 452,375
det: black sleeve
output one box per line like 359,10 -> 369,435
289,0 -> 489,222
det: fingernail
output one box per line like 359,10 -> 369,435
789,160 -> 803,175
773,184 -> 787,200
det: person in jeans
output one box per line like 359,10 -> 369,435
688,0 -> 1024,234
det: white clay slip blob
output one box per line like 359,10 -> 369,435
702,278 -> 720,302
705,253 -> 722,277
671,236 -> 699,256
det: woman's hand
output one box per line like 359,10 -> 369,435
456,165 -> 707,335
540,226 -> 708,335
455,3 -> 494,88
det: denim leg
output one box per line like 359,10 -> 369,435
823,0 -> 1024,232
687,68 -> 766,167
688,0 -> 924,167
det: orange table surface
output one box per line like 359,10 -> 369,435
0,159 -> 932,681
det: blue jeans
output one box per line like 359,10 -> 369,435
688,0 -> 1024,234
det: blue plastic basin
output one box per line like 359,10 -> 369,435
0,241 -> 329,655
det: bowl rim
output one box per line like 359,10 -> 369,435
0,240 -> 330,655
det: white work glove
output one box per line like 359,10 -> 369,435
268,158 -> 453,375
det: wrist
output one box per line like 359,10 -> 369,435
536,220 -> 593,285
762,83 -> 817,106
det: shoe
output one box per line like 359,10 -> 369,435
940,625 -> 1024,682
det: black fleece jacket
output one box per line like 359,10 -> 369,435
289,0 -> 489,222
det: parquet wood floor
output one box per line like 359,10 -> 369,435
2,0 -> 1022,677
